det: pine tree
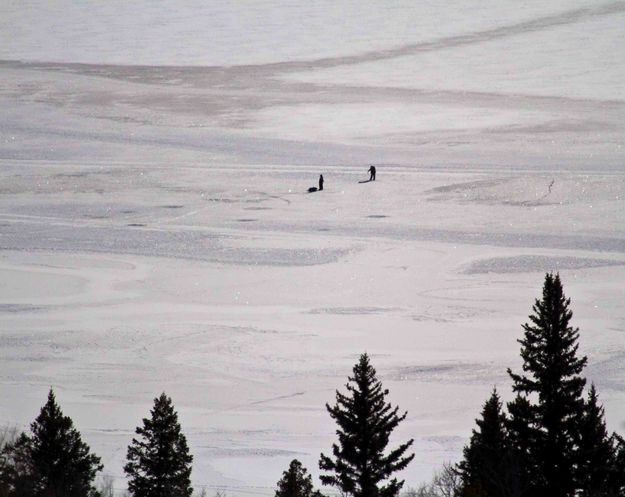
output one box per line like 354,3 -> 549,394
577,385 -> 616,497
505,395 -> 535,497
319,353 -> 414,497
125,393 -> 193,497
608,433 -> 625,496
0,427 -> 19,497
0,389 -> 103,497
507,273 -> 587,497
275,459 -> 322,497
457,389 -> 519,497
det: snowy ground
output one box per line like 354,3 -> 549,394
1,1 -> 624,495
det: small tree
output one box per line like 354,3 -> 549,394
275,459 -> 321,497
97,474 -> 115,497
404,463 -> 460,497
505,393 -> 535,496
125,393 -> 193,497
577,385 -> 616,497
507,273 -> 587,497
607,433 -> 625,496
458,389 -> 519,497
429,463 -> 460,497
0,426 -> 19,497
319,353 -> 414,497
0,389 -> 102,497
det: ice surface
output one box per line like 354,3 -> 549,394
1,1 -> 624,495
0,0 -> 608,66
464,255 -> 625,274
286,8 -> 625,102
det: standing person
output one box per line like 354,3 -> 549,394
319,174 -> 324,191
368,165 -> 376,181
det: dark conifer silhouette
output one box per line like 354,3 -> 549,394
506,273 -> 588,497
275,459 -> 322,497
504,394 -> 536,497
457,389 -> 521,497
125,393 -> 193,497
0,389 -> 102,497
577,385 -> 617,497
319,353 -> 414,497
608,434 -> 625,496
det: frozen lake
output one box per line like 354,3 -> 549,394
1,1 -> 624,495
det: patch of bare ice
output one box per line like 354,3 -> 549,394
308,306 -> 401,315
200,447 -> 302,458
385,362 -> 507,384
0,303 -> 43,313
464,255 -> 625,274
0,222 -> 351,266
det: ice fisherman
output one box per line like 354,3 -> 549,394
319,174 -> 324,191
368,165 -> 376,181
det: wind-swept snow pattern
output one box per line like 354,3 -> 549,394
0,0 -> 624,495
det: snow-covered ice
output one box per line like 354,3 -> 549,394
1,1 -> 624,495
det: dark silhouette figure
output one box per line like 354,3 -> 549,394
368,165 -> 376,181
308,174 -> 324,193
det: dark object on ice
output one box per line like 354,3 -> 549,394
308,174 -> 324,193
359,166 -> 376,183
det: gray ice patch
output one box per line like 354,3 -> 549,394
308,306 -> 400,315
385,362 -> 507,384
0,304 -> 43,313
0,221 -> 351,266
464,255 -> 625,274
199,447 -> 302,458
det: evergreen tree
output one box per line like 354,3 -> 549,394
0,389 -> 102,497
319,353 -> 414,497
505,395 -> 536,497
0,427 -> 19,497
125,393 -> 193,497
607,433 -> 625,497
275,459 -> 322,497
507,273 -> 587,497
577,385 -> 616,497
457,389 -> 519,497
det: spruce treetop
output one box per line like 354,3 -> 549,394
610,434 -> 625,494
33,389 -> 103,497
577,384 -> 616,497
125,392 -> 193,497
275,459 -> 321,497
319,353 -> 414,497
506,273 -> 588,497
457,388 -> 512,497
508,272 -> 587,400
474,389 -> 507,448
0,388 -> 102,497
